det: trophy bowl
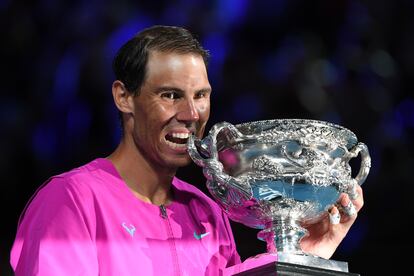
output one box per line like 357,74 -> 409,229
187,119 -> 371,272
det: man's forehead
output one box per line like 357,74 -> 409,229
148,50 -> 205,64
146,51 -> 207,76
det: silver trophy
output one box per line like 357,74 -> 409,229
187,119 -> 371,272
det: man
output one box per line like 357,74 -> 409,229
10,25 -> 363,275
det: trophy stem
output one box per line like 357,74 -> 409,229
257,218 -> 350,272
258,218 -> 307,255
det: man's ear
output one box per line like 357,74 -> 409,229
112,80 -> 134,114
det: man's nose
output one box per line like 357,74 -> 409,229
176,98 -> 200,122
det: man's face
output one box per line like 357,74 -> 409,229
130,51 -> 211,169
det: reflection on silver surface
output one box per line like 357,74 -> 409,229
188,119 -> 371,272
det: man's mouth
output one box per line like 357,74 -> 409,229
165,132 -> 190,149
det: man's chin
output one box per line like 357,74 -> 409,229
164,155 -> 192,169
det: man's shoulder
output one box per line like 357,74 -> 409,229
34,158 -> 111,198
16,158 -> 107,225
55,158 -> 105,182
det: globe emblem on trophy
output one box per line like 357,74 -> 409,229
187,119 -> 371,273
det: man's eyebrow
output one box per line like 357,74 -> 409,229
155,86 -> 184,93
196,88 -> 212,94
155,87 -> 212,94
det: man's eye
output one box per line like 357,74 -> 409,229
195,91 -> 209,99
161,92 -> 179,100
196,92 -> 205,98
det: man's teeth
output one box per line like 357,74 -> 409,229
165,139 -> 187,148
165,132 -> 190,149
171,133 -> 189,139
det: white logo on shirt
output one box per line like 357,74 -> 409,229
194,231 -> 210,240
122,222 -> 136,237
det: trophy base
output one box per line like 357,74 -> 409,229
232,261 -> 360,276
221,254 -> 360,276
277,252 -> 349,272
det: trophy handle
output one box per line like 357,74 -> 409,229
187,134 -> 210,168
348,142 -> 371,186
187,122 -> 252,200
187,121 -> 243,167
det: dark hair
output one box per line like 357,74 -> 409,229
112,25 -> 210,95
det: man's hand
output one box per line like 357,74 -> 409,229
299,184 -> 364,259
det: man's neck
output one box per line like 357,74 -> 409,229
107,138 -> 175,206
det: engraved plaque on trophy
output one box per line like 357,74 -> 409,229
187,119 -> 371,274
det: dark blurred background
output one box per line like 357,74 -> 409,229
1,0 -> 413,275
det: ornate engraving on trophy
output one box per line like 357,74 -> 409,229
188,119 -> 371,272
